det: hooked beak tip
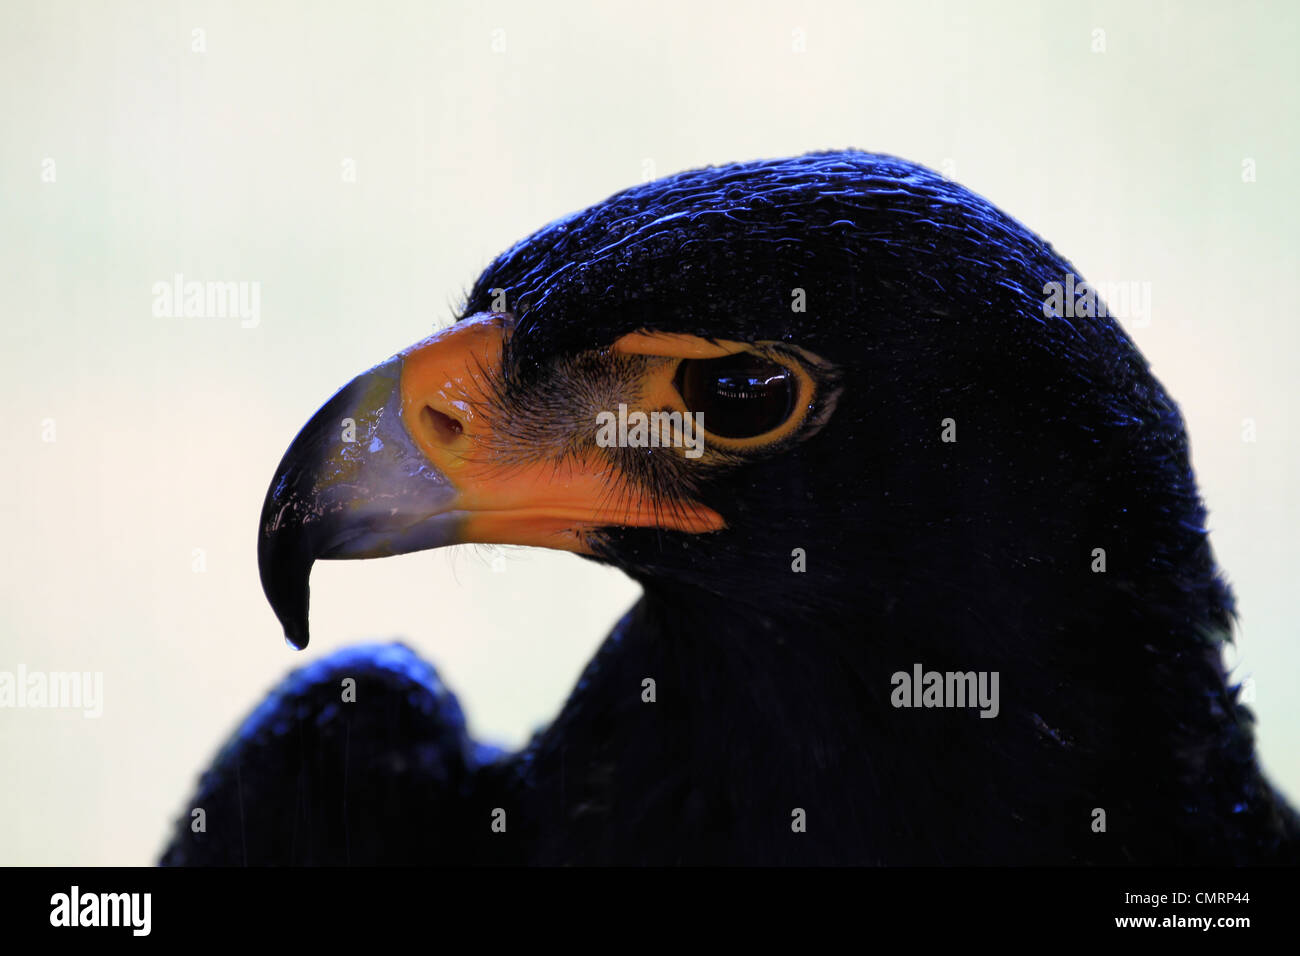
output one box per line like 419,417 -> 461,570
258,513 -> 315,650
283,621 -> 310,651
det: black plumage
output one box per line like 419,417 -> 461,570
162,151 -> 1298,865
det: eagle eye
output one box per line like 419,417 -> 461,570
673,353 -> 797,439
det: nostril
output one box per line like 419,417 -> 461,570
421,405 -> 464,444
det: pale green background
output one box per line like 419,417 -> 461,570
1,0 -> 1296,865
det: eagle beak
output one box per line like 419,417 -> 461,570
258,313 -> 722,649
256,335 -> 465,651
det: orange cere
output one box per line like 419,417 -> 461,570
398,315 -> 724,553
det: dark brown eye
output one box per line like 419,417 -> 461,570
673,353 -> 797,439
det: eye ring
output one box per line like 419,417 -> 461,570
608,333 -> 838,453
